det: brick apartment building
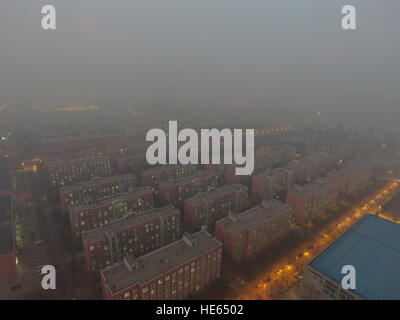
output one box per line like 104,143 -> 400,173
104,141 -> 150,173
157,172 -> 219,208
202,163 -> 225,179
222,165 -> 250,185
0,157 -> 11,197
251,167 -> 295,203
327,162 -> 373,197
68,186 -> 153,238
286,178 -> 339,224
82,205 -> 181,272
101,230 -> 222,300
215,199 -> 293,261
59,174 -> 137,211
0,195 -> 16,280
113,153 -> 146,173
288,152 -> 333,185
183,184 -> 249,233
222,145 -> 296,184
46,154 -> 114,186
0,158 -> 16,280
141,164 -> 197,194
254,145 -> 296,172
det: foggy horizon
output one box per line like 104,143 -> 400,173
0,0 -> 399,123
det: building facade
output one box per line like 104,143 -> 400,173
157,172 -> 219,208
0,195 -> 16,280
46,155 -> 113,186
183,184 -> 249,233
254,145 -> 296,172
83,206 -> 181,272
251,167 -> 295,203
327,162 -> 373,197
141,164 -> 197,194
215,199 -> 293,261
68,186 -> 153,238
59,174 -> 137,211
288,152 -> 333,185
286,178 -> 339,224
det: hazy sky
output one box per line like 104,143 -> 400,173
0,0 -> 399,116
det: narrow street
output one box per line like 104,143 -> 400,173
226,179 -> 399,300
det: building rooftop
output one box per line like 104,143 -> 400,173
158,171 -> 217,188
289,178 -> 336,197
255,167 -> 293,179
142,164 -> 196,175
310,214 -> 400,300
60,174 -> 136,193
289,152 -> 330,165
101,230 -> 222,294
370,153 -> 400,170
46,154 -> 111,167
255,145 -> 295,154
83,205 -> 180,243
216,199 -> 292,234
185,184 -> 246,206
328,161 -> 372,178
69,186 -> 152,212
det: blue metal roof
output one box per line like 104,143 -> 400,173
310,214 -> 400,300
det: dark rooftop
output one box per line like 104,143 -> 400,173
101,230 -> 221,294
216,199 -> 292,233
185,183 -> 246,206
